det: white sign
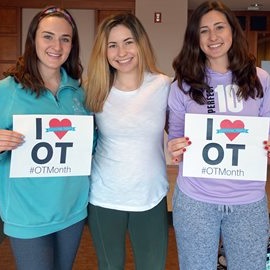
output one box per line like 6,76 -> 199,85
10,115 -> 93,178
183,113 -> 269,181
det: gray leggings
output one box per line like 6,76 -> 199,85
173,185 -> 269,270
9,219 -> 85,270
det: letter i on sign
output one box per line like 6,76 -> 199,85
206,118 -> 213,140
36,118 -> 42,140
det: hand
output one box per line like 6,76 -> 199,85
264,140 -> 270,158
0,129 -> 24,153
167,137 -> 191,164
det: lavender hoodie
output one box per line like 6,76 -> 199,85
168,67 -> 270,204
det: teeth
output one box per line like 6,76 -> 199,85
118,58 -> 131,64
47,52 -> 61,57
209,44 -> 221,48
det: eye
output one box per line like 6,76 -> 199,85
43,34 -> 53,40
125,40 -> 134,45
216,25 -> 224,31
108,43 -> 117,49
200,28 -> 208,34
61,37 -> 71,43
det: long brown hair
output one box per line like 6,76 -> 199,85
173,0 -> 263,105
4,6 -> 83,96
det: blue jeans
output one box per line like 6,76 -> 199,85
9,219 -> 85,270
173,185 -> 269,270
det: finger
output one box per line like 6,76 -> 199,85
172,156 -> 180,164
0,139 -> 24,152
0,131 -> 25,152
0,130 -> 23,139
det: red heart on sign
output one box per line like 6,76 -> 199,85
49,118 -> 72,139
220,119 -> 244,141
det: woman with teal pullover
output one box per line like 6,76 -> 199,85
0,6 -> 94,270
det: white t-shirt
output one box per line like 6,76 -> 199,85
89,72 -> 171,211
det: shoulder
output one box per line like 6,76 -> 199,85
61,68 -> 81,88
168,79 -> 193,107
256,67 -> 270,87
60,68 -> 84,95
0,76 -> 22,95
0,76 -> 16,88
256,66 -> 269,77
146,72 -> 172,83
170,79 -> 190,94
144,72 -> 172,92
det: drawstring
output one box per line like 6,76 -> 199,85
218,204 -> 233,215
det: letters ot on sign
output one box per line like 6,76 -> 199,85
10,115 -> 93,178
183,113 -> 269,181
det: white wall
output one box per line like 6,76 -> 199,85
22,9 -> 95,80
136,0 -> 187,77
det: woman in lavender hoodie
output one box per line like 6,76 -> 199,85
167,1 -> 270,270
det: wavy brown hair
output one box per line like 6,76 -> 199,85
173,0 -> 263,104
3,6 -> 83,96
84,13 -> 161,112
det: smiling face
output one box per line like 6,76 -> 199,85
199,10 -> 232,69
35,16 -> 73,74
107,24 -> 139,76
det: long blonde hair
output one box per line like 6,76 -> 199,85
84,13 -> 161,112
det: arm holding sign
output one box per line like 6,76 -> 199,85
0,6 -> 92,270
0,130 -> 24,153
167,1 -> 270,270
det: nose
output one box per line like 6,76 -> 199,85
52,39 -> 62,50
209,30 -> 217,41
118,45 -> 127,56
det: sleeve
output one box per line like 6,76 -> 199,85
168,81 -> 186,141
0,151 -> 9,161
0,79 -> 12,161
258,68 -> 270,118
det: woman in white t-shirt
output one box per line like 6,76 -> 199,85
84,13 -> 171,270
